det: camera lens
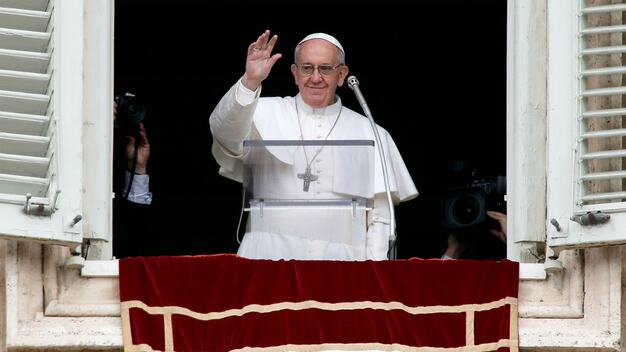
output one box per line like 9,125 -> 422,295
114,91 -> 146,137
442,188 -> 486,229
124,103 -> 145,123
451,194 -> 482,225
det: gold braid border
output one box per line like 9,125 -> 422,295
121,297 -> 519,352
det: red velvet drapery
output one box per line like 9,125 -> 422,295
120,254 -> 519,351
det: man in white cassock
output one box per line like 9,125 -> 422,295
209,30 -> 418,261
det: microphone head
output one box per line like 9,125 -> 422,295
347,76 -> 359,90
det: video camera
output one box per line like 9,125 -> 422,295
441,174 -> 506,231
114,91 -> 146,138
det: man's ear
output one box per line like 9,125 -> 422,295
291,64 -> 299,85
337,65 -> 349,87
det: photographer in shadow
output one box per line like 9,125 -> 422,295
112,92 -> 154,258
442,210 -> 507,260
440,161 -> 507,260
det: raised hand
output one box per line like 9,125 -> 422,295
241,30 -> 282,91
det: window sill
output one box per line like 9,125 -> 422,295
519,263 -> 547,280
80,260 -> 548,281
81,259 -> 119,277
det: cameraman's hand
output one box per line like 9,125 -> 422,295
126,123 -> 150,174
486,211 -> 507,244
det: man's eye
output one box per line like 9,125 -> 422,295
319,65 -> 333,72
301,65 -> 314,71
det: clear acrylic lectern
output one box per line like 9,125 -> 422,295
242,139 -> 375,259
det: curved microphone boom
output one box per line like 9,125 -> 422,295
347,75 -> 397,259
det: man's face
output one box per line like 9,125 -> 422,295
291,39 -> 349,108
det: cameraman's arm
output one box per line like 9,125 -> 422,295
442,233 -> 464,259
124,122 -> 152,205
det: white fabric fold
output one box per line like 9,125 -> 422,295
209,78 -> 418,260
210,82 -> 418,202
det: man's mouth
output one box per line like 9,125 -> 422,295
305,86 -> 326,91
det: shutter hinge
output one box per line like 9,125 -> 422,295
23,190 -> 60,216
570,211 -> 610,226
550,218 -> 562,231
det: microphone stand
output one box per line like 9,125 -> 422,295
347,76 -> 397,259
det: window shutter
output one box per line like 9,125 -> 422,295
548,0 -> 626,249
0,0 -> 83,246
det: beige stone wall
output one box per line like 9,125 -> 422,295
0,240 -> 624,351
3,241 -> 122,351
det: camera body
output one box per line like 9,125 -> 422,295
114,91 -> 146,138
441,175 -> 506,231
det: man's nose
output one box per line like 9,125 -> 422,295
309,68 -> 323,82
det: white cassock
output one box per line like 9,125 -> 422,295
210,79 -> 418,261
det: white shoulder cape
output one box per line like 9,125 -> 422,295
212,96 -> 418,203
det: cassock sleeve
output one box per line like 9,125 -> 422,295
374,127 -> 419,203
209,78 -> 261,182
366,128 -> 418,259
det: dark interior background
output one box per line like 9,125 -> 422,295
113,0 -> 506,259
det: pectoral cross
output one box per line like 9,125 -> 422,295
297,166 -> 318,192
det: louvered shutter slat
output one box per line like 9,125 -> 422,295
581,128 -> 626,139
0,111 -> 48,135
581,170 -> 626,181
0,132 -> 49,156
0,28 -> 49,52
581,86 -> 626,97
0,7 -> 50,32
582,45 -> 626,55
0,173 -> 48,196
0,48 -> 50,73
0,0 -> 49,11
0,153 -> 48,177
0,90 -> 49,115
581,149 -> 626,160
581,24 -> 626,35
582,108 -> 626,118
581,66 -> 626,76
582,3 -> 626,14
581,191 -> 626,202
0,69 -> 50,94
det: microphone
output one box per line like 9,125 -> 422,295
347,76 -> 372,119
347,75 -> 397,259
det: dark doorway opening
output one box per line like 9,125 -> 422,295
113,0 -> 506,259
